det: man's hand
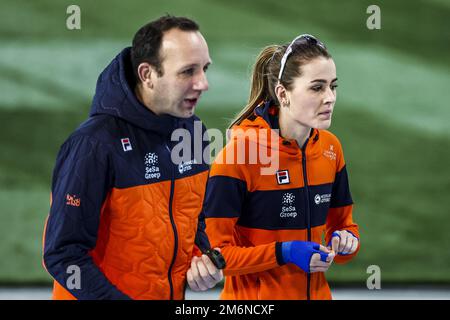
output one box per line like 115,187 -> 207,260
329,230 -> 359,255
187,248 -> 224,291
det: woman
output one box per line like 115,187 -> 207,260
202,34 -> 360,300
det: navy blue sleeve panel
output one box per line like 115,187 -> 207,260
203,175 -> 247,219
192,121 -> 213,253
43,135 -> 130,300
194,209 -> 211,252
330,165 -> 353,208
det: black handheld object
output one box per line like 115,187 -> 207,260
205,249 -> 226,269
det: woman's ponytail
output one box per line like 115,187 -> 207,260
228,45 -> 281,129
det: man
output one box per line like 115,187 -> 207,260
42,15 -> 223,300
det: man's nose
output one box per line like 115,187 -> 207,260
193,71 -> 209,91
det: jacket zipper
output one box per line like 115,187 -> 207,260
301,139 -> 312,301
166,143 -> 178,300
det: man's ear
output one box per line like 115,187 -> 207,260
275,83 -> 289,107
137,62 -> 154,89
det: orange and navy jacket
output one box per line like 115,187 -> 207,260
42,47 -> 211,300
204,101 -> 360,300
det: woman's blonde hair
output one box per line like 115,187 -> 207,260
229,36 -> 331,129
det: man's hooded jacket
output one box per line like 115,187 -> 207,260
43,48 -> 210,300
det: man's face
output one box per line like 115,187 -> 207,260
148,29 -> 211,118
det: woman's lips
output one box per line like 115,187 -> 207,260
319,110 -> 332,119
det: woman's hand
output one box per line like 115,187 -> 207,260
328,230 -> 359,255
310,245 -> 335,273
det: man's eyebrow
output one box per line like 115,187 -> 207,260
179,61 -> 212,70
310,78 -> 338,83
180,63 -> 198,70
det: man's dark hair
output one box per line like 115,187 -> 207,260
131,15 -> 199,82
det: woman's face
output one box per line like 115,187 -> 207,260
284,57 -> 337,130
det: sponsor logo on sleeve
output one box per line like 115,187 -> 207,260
66,194 -> 81,207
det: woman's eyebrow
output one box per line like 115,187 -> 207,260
310,78 -> 338,83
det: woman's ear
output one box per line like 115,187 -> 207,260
275,83 -> 289,107
137,62 -> 154,89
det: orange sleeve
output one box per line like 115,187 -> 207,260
325,205 -> 360,264
206,218 -> 280,276
204,142 -> 282,276
324,138 -> 360,264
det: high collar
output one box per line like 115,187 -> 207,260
236,100 -> 320,156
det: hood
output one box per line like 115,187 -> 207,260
89,47 -> 194,136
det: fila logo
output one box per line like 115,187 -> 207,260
121,138 -> 132,152
276,170 -> 290,185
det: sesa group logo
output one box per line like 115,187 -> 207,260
280,192 -> 298,218
144,152 -> 161,180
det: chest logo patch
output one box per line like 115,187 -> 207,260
280,192 -> 298,218
144,152 -> 161,180
121,138 -> 132,152
323,144 -> 336,161
276,170 -> 290,185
